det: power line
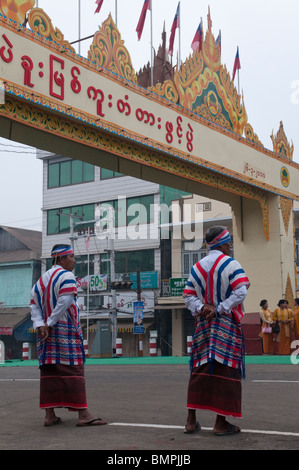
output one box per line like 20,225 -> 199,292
0,142 -> 36,150
0,150 -> 37,154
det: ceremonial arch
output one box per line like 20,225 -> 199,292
0,3 -> 298,336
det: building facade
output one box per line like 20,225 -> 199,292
0,226 -> 42,359
39,152 -> 299,357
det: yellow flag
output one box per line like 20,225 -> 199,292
0,0 -> 35,24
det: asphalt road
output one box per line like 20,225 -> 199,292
0,362 -> 299,453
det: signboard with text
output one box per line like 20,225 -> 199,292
0,15 -> 298,200
170,277 -> 188,297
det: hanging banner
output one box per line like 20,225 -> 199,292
133,301 -> 144,334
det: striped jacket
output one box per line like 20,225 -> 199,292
184,251 -> 250,372
184,252 -> 250,322
30,266 -> 84,367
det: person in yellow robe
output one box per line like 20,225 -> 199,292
293,298 -> 299,340
259,300 -> 274,354
272,299 -> 293,355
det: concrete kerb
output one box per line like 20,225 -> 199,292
0,355 -> 294,367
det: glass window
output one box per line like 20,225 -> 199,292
72,160 -> 83,185
182,253 -> 190,275
75,254 -> 94,278
47,209 -> 59,235
127,197 -> 139,226
127,195 -> 154,225
48,163 -> 60,188
73,204 -> 94,231
115,251 -> 127,273
83,163 -> 94,182
60,161 -> 71,186
59,207 -> 71,233
100,201 -> 117,229
48,160 -> 94,188
100,250 -> 154,274
48,204 -> 94,235
101,168 -> 123,179
100,253 -> 110,275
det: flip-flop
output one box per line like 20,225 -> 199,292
44,417 -> 62,427
184,421 -> 200,434
213,424 -> 241,436
76,417 -> 107,427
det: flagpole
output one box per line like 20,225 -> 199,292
237,46 -> 240,94
178,2 -> 181,68
115,0 -> 118,26
78,0 -> 81,55
150,0 -> 153,86
87,249 -> 89,344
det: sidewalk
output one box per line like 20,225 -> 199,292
0,354 -> 294,367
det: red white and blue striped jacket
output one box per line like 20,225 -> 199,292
30,266 -> 84,366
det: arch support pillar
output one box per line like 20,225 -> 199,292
231,194 -> 296,313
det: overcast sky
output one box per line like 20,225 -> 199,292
0,0 -> 299,231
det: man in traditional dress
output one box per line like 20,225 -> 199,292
183,226 -> 250,435
30,244 -> 107,427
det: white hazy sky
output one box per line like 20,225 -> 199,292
0,0 -> 299,231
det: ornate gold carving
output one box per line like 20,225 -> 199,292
28,8 -> 75,52
202,8 -> 221,73
271,121 -> 294,160
148,79 -> 179,103
244,123 -> 263,146
285,273 -> 294,306
280,196 -> 293,236
151,9 -> 247,137
0,0 -> 34,24
88,14 -> 137,84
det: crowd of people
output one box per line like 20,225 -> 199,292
259,298 -> 299,355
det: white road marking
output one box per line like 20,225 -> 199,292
109,422 -> 299,437
253,380 -> 299,383
0,379 -> 39,381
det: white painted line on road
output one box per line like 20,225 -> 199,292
110,423 -> 186,430
0,379 -> 39,381
253,380 -> 299,383
109,422 -> 299,437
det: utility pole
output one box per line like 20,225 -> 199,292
137,270 -> 143,357
109,236 -> 117,357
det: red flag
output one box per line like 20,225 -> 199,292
136,0 -> 151,41
169,2 -> 180,57
94,0 -> 104,14
191,19 -> 203,52
232,47 -> 241,81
